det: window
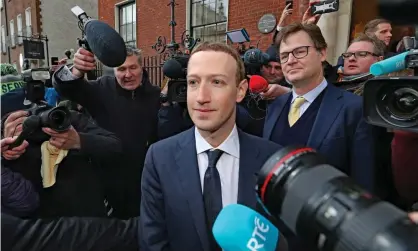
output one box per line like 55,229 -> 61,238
1,25 -> 6,53
17,14 -> 23,44
25,7 -> 32,37
119,2 -> 136,46
191,0 -> 228,43
10,19 -> 15,47
0,0 -> 3,9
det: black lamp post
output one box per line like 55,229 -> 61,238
152,0 -> 200,57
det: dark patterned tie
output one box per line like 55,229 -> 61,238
203,149 -> 223,251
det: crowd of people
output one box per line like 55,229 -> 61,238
1,3 -> 418,251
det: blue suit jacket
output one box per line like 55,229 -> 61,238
140,127 -> 283,251
263,84 -> 376,192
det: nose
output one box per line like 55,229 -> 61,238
286,53 -> 298,65
195,82 -> 211,104
125,69 -> 132,78
347,54 -> 357,62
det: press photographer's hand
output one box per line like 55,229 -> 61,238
72,48 -> 96,78
1,137 -> 29,160
42,126 -> 81,150
260,84 -> 291,100
3,111 -> 29,138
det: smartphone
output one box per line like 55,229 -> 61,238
51,57 -> 59,65
285,0 -> 293,9
311,0 -> 339,15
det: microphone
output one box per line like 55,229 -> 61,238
212,204 -> 279,251
8,116 -> 41,149
71,6 -> 127,67
162,59 -> 186,79
249,75 -> 269,93
369,51 -> 409,76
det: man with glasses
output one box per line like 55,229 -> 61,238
263,23 -> 377,251
336,34 -> 385,94
264,23 -> 376,194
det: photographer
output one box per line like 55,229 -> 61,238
53,45 -> 161,219
1,108 -> 122,218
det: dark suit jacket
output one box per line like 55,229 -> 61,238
140,127 -> 286,251
1,213 -> 139,251
264,84 -> 376,192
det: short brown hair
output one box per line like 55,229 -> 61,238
276,23 -> 327,51
364,19 -> 391,35
190,42 -> 245,84
349,33 -> 386,56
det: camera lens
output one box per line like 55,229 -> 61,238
175,82 -> 187,98
42,107 -> 71,132
377,85 -> 418,128
256,146 -> 418,251
49,110 -> 66,126
387,88 -> 418,120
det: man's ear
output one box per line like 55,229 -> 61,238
236,79 -> 248,103
319,48 -> 327,62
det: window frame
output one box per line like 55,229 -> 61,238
118,1 -> 137,46
189,0 -> 228,43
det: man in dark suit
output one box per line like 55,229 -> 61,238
140,42 -> 286,251
264,23 -> 376,193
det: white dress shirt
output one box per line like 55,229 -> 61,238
195,125 -> 240,208
291,78 -> 328,117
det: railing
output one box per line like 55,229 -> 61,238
142,55 -> 164,87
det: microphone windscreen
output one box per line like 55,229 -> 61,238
370,51 -> 408,76
163,59 -> 185,79
84,20 -> 127,67
213,204 -> 279,251
249,75 -> 269,93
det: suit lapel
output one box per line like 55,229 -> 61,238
308,85 -> 344,149
237,130 -> 260,209
263,92 -> 292,139
174,128 -> 210,251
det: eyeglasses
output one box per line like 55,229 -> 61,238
278,46 -> 311,63
341,51 -> 380,59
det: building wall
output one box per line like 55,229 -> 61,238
1,0 -> 41,71
98,0 -> 315,58
40,0 -> 98,65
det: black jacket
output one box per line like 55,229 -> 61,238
53,67 -> 161,218
2,111 -> 122,218
1,213 -> 139,251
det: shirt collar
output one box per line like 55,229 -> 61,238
195,125 -> 240,158
292,78 -> 328,103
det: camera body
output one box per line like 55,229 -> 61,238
163,54 -> 189,103
363,36 -> 418,132
22,68 -> 50,104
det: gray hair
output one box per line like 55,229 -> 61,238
125,45 -> 142,65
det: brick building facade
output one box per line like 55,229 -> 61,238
98,0 -> 313,58
1,0 -> 97,72
1,0 -> 42,70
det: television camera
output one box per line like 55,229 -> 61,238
363,2 -> 418,133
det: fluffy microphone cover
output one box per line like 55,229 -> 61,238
85,20 -> 127,67
249,75 -> 269,93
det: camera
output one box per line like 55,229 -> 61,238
162,54 -> 189,103
22,68 -> 50,104
256,146 -> 418,251
242,48 -> 270,76
363,36 -> 418,132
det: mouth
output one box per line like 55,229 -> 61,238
347,65 -> 358,69
288,69 -> 301,74
194,109 -> 215,113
